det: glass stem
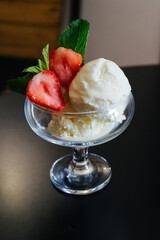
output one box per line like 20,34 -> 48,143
72,147 -> 89,163
68,147 -> 94,179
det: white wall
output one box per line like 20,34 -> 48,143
81,0 -> 160,66
62,0 -> 160,67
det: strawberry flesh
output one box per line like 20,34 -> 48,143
49,47 -> 82,87
26,70 -> 65,111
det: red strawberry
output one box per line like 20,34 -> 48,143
26,70 -> 65,111
49,47 -> 82,87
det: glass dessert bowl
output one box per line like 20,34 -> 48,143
24,93 -> 135,195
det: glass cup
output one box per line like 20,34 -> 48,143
24,93 -> 135,195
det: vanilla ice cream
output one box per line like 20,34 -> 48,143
48,114 -> 114,139
69,58 -> 131,113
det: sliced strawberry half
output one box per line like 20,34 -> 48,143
26,70 -> 65,111
49,47 -> 82,87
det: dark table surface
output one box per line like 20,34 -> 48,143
0,62 -> 159,240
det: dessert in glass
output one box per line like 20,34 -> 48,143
8,19 -> 135,195
24,58 -> 135,195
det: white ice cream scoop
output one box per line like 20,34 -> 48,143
69,58 -> 131,112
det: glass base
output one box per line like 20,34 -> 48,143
50,153 -> 112,195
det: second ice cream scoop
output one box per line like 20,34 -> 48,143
69,58 -> 131,112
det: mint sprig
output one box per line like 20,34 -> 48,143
58,19 -> 90,63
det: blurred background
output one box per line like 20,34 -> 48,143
0,0 -> 160,91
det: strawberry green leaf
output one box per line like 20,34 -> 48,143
7,73 -> 34,95
58,19 -> 90,63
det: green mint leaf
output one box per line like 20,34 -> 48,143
58,19 -> 90,63
38,59 -> 46,71
22,66 -> 41,74
7,73 -> 35,95
42,44 -> 49,70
